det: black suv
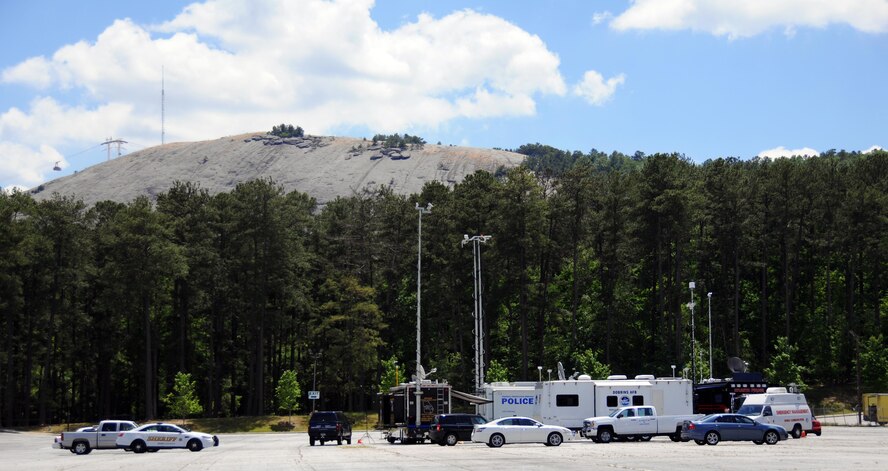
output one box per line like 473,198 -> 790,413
308,411 -> 352,446
429,413 -> 487,446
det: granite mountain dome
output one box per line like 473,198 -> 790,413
31,133 -> 525,206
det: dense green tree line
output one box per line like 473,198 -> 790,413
0,149 -> 886,426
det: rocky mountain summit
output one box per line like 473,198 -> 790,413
32,132 -> 525,206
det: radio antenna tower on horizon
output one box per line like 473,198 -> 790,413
161,65 -> 165,145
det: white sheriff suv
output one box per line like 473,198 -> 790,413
116,422 -> 219,453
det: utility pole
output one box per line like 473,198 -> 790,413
310,350 -> 321,412
707,292 -> 713,380
414,203 -> 432,429
462,234 -> 491,393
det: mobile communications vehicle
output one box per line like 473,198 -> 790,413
581,405 -> 703,443
379,379 -> 489,444
308,411 -> 352,446
471,416 -> 574,447
479,373 -> 694,430
54,420 -> 138,455
693,357 -> 768,414
116,422 -> 218,453
681,413 -> 788,445
736,387 -> 812,438
429,413 -> 487,446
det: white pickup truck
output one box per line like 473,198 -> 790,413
53,420 -> 138,454
581,406 -> 702,443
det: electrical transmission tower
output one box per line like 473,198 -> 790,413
101,137 -> 128,161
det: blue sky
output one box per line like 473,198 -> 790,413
1,0 -> 886,190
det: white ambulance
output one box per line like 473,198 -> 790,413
736,387 -> 812,439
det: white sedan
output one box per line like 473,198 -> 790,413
471,417 -> 574,447
116,422 -> 219,453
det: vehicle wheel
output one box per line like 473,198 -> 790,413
705,431 -> 720,445
188,439 -> 203,452
597,429 -> 613,444
489,433 -> 505,448
639,435 -> 652,441
764,430 -> 780,445
387,436 -> 396,444
132,440 -> 147,454
437,439 -> 447,446
669,433 -> 681,442
791,424 -> 802,439
346,438 -> 351,445
310,439 -> 315,446
546,432 -> 563,447
72,441 -> 91,455
753,440 -> 764,445
695,440 -> 706,446
445,433 -> 459,446
337,437 -> 342,445
815,430 -> 822,437
320,440 -> 325,445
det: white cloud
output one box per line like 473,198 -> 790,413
0,0 -> 568,189
757,146 -> 819,159
573,70 -> 625,106
863,145 -> 883,153
592,11 -> 613,25
611,0 -> 888,38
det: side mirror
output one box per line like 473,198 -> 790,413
537,423 -> 543,427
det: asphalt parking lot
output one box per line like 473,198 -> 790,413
2,426 -> 886,470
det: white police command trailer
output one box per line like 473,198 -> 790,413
479,374 -> 694,430
480,382 -> 538,419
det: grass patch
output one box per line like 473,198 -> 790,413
27,412 -> 379,434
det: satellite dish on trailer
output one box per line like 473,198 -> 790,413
557,362 -> 566,381
413,364 -> 436,383
727,357 -> 747,373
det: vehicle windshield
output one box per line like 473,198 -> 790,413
608,409 -> 623,418
737,404 -> 763,415
310,412 -> 337,423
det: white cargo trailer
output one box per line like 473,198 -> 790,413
479,382 -> 538,419
480,375 -> 694,430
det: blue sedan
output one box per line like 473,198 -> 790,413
681,414 -> 788,446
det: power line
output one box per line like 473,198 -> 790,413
64,143 -> 103,159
